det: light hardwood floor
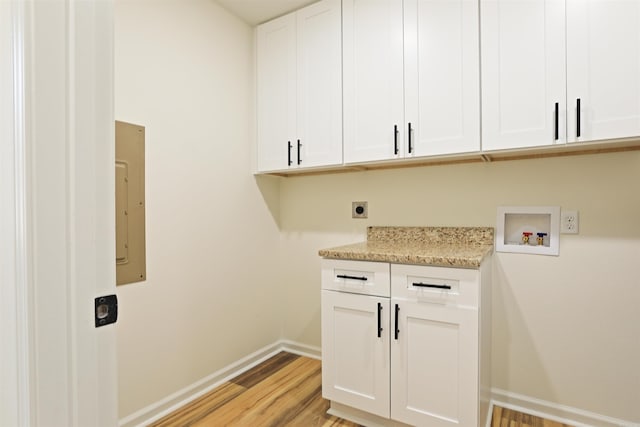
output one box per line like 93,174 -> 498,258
150,352 -> 571,427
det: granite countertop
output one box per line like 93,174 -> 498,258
318,226 -> 494,269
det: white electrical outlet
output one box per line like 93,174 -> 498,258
561,210 -> 579,234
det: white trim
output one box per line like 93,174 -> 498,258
0,1 -> 33,426
279,339 -> 322,360
12,0 -> 33,421
490,388 -> 637,427
118,340 -> 318,427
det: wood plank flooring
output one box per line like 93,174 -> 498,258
491,406 -> 571,427
150,351 -> 571,427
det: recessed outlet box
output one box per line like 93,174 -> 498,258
352,201 -> 368,219
561,210 -> 579,234
496,206 -> 560,256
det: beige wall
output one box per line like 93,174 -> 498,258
115,0 -> 282,418
278,152 -> 640,423
115,0 -> 639,423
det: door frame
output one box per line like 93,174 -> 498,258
0,1 -> 118,425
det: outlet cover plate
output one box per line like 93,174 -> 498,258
561,210 -> 579,234
352,201 -> 368,219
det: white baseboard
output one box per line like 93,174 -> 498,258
118,339 -> 316,427
279,339 -> 321,360
119,345 -> 637,427
489,388 -> 638,427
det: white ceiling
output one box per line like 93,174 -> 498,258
215,0 -> 317,26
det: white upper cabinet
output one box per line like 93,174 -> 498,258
404,0 -> 480,157
481,0 -> 567,151
482,0 -> 640,151
343,0 -> 405,163
296,0 -> 343,168
566,0 -> 640,143
256,13 -> 297,172
256,0 -> 342,172
343,0 -> 480,164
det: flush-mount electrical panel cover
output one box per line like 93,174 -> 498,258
116,121 -> 146,285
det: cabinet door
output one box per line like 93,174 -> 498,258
567,0 -> 640,142
321,290 -> 390,418
343,0 -> 404,163
481,0 -> 566,150
404,0 -> 480,156
256,12 -> 297,172
296,0 -> 343,168
391,300 -> 478,426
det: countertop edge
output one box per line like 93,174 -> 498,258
318,244 -> 494,270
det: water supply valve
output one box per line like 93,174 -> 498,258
536,232 -> 547,246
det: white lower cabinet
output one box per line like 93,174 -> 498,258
321,291 -> 390,418
391,300 -> 478,426
321,259 -> 491,427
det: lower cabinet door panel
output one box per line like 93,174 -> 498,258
321,290 -> 390,418
390,300 -> 479,426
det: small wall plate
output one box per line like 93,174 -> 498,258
352,201 -> 368,219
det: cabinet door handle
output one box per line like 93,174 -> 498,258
377,303 -> 383,338
554,102 -> 559,141
576,98 -> 581,138
413,282 -> 451,290
336,274 -> 367,281
287,141 -> 292,166
394,304 -> 400,340
394,125 -> 399,155
297,139 -> 302,165
407,123 -> 413,154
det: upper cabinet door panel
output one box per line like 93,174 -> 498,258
405,0 -> 480,156
256,13 -> 297,172
296,0 -> 343,168
343,0 -> 404,163
567,0 -> 640,142
481,0 -> 566,151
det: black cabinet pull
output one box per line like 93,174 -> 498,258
297,139 -> 302,165
377,303 -> 383,338
554,102 -> 559,141
407,122 -> 413,154
394,304 -> 400,340
413,282 -> 452,290
287,141 -> 292,166
576,98 -> 581,138
394,125 -> 399,155
336,274 -> 367,281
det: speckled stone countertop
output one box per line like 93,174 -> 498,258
318,226 -> 494,269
